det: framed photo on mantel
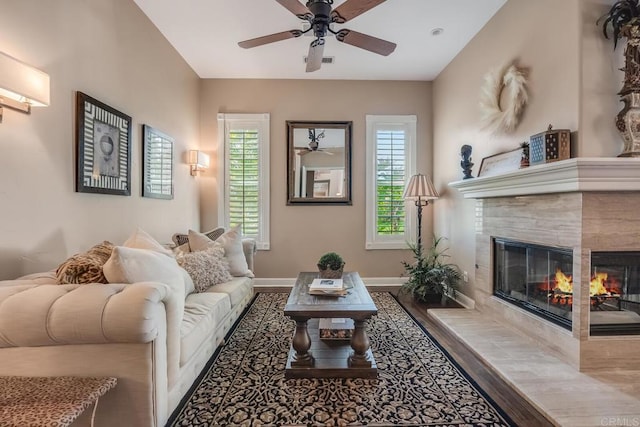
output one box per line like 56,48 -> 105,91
477,148 -> 522,178
75,91 -> 132,196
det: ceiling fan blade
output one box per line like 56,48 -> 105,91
335,29 -> 396,56
331,0 -> 387,23
276,0 -> 313,20
306,38 -> 325,72
238,30 -> 303,49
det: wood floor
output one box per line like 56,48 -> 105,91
257,286 -> 553,426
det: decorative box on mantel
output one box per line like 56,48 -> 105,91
529,125 -> 571,165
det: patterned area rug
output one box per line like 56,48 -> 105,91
169,292 -> 513,426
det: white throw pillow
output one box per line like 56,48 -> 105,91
124,228 -> 173,257
103,246 -> 186,303
217,225 -> 254,278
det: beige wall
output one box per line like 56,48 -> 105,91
431,0 -> 625,299
200,79 -> 432,278
0,0 -> 201,280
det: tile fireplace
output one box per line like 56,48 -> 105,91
494,238 -> 640,335
450,158 -> 640,370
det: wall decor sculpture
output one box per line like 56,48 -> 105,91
479,62 -> 528,135
76,91 -> 132,196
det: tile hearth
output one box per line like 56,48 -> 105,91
429,309 -> 640,427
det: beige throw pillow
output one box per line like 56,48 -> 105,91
217,225 -> 254,278
177,246 -> 233,292
124,228 -> 173,257
187,229 -> 216,252
187,226 -> 253,277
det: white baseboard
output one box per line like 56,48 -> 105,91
253,277 -> 407,288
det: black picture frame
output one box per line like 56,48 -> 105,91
142,125 -> 174,200
286,120 -> 352,205
76,91 -> 132,196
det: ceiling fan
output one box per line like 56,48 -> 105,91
296,128 -> 334,155
238,0 -> 396,72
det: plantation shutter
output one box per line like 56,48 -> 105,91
228,129 -> 260,237
365,115 -> 416,250
375,129 -> 406,235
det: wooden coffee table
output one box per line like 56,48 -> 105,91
284,271 -> 378,378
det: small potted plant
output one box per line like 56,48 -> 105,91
401,236 -> 462,304
317,252 -> 345,279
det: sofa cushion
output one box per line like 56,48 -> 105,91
176,246 -> 233,292
180,292 -> 231,365
55,241 -> 115,284
203,276 -> 253,308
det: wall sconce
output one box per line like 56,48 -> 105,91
0,51 -> 50,123
189,150 -> 210,176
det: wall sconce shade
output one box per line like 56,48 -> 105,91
189,150 -> 210,176
0,51 -> 50,121
403,173 -> 439,201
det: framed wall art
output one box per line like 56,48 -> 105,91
76,91 -> 132,196
478,148 -> 523,178
142,124 -> 174,199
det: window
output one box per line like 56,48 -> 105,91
217,113 -> 270,250
365,115 -> 417,250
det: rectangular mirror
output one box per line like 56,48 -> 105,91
287,120 -> 352,205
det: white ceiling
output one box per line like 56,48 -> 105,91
133,0 -> 506,81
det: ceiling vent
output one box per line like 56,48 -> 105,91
303,56 -> 335,64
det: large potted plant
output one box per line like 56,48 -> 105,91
599,0 -> 640,156
317,252 -> 345,279
401,236 -> 462,303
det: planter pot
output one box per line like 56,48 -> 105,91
418,292 -> 444,304
318,265 -> 344,279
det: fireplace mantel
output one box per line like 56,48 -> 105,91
449,157 -> 640,199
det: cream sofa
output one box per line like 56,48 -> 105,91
0,238 -> 256,427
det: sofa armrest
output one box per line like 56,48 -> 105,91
242,238 -> 257,273
0,282 -> 169,348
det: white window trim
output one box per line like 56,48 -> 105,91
217,113 -> 270,250
365,115 -> 417,250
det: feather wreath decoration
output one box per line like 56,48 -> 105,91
479,63 -> 528,134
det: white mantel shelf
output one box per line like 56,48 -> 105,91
449,157 -> 640,199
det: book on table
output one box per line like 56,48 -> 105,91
308,278 -> 346,296
310,278 -> 343,290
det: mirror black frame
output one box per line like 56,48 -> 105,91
287,120 -> 352,205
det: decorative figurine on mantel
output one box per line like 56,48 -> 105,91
520,141 -> 530,168
460,144 -> 474,179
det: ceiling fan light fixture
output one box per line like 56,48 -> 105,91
303,56 -> 335,64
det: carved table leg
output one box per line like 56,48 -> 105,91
291,318 -> 314,367
349,319 -> 372,367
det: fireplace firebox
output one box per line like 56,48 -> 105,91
494,238 -> 640,335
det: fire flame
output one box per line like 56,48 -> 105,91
542,269 -> 621,297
